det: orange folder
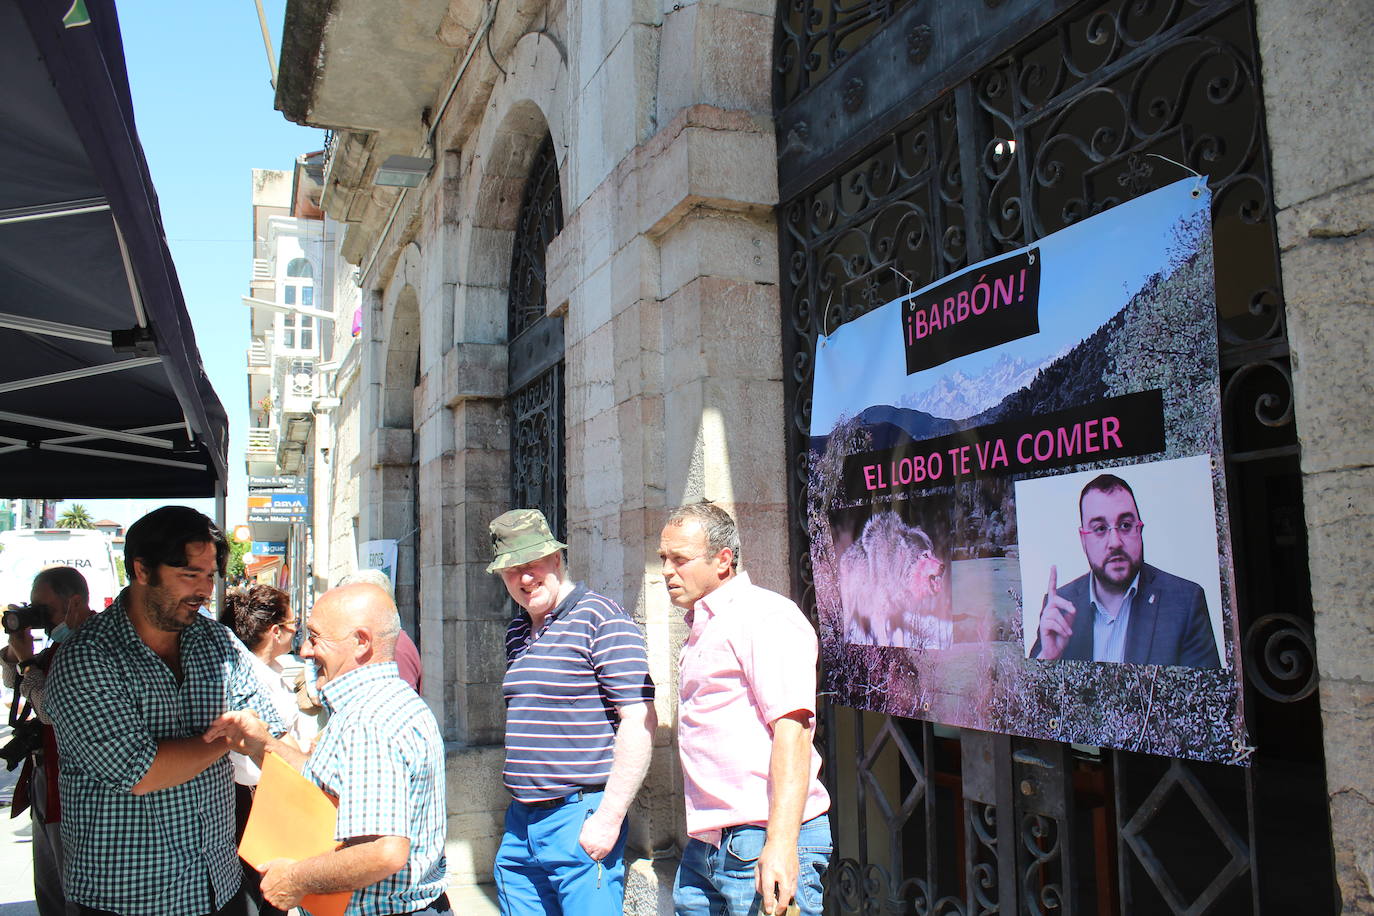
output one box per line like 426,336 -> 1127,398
239,752 -> 352,916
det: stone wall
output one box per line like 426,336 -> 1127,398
330,0 -> 789,903
322,218 -> 362,589
290,0 -> 1374,907
1254,1 -> 1374,911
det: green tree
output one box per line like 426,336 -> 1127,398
227,538 -> 251,582
57,504 -> 95,529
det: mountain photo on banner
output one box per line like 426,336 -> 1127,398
806,179 -> 1247,765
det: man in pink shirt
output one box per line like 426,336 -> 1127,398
660,503 -> 832,916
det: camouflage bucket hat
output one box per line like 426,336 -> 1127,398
486,509 -> 567,573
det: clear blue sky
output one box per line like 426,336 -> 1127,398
53,1 -> 323,530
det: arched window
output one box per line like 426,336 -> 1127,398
505,136 -> 565,538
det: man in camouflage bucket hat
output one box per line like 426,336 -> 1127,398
486,509 -> 567,573
488,509 -> 656,916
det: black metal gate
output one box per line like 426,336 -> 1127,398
773,1 -> 1336,912
507,135 -> 567,538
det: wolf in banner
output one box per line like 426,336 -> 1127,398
839,511 -> 951,650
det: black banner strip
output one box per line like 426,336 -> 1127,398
841,390 -> 1166,498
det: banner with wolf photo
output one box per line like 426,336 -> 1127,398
807,179 -> 1250,764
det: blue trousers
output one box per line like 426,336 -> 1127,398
494,790 -> 627,916
673,814 -> 832,916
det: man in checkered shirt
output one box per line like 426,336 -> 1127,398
211,582 -> 449,916
45,507 -> 287,916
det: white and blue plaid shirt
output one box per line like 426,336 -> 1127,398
303,661 -> 447,916
45,591 -> 286,916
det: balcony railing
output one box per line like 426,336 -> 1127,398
252,259 -> 272,282
246,426 -> 276,455
288,360 -> 316,399
247,338 -> 269,368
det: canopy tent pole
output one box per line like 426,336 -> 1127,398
0,356 -> 161,395
0,422 -> 184,456
0,410 -> 177,449
216,480 -> 227,611
0,196 -> 109,224
0,436 -> 206,470
109,215 -> 149,329
0,312 -> 114,346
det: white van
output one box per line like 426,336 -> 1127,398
0,528 -> 122,612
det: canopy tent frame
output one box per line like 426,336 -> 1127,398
1,0 -> 229,509
0,196 -> 110,224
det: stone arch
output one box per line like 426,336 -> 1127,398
378,242 -> 424,429
424,29 -> 574,749
465,30 -> 570,251
369,242 -> 423,630
457,34 -> 572,530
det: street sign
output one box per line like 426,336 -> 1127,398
247,475 -> 305,489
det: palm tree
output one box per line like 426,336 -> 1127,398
57,504 -> 96,529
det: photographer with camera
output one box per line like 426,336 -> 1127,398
1,565 -> 93,916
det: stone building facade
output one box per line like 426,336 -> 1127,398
276,0 -> 1372,911
1256,3 -> 1374,911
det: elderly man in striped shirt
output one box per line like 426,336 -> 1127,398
660,502 -> 833,916
488,509 -> 657,916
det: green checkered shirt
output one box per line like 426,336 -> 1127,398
46,592 -> 284,916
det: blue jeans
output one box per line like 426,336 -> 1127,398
494,790 -> 627,916
674,814 -> 832,916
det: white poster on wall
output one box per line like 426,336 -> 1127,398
358,539 -> 398,585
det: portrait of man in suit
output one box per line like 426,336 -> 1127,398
1030,472 -> 1221,668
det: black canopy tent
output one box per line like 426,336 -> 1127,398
1,0 -> 228,502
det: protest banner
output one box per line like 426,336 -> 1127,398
808,179 -> 1247,763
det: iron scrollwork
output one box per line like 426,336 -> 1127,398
1019,814 -> 1064,916
508,365 -> 564,528
506,134 -> 566,538
968,801 -> 1000,915
775,0 -> 917,106
1242,612 -> 1318,702
776,0 -> 1328,912
508,136 -> 563,341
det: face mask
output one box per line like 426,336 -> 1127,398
48,622 -> 72,644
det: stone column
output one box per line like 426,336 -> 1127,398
551,3 -> 790,910
1255,2 -> 1374,911
427,143 -> 520,888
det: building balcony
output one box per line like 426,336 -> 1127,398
246,426 -> 276,455
245,425 -> 279,477
247,338 -> 270,370
281,359 -> 318,414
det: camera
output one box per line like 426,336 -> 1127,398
1,603 -> 49,635
0,717 -> 41,771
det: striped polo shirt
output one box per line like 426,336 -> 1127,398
502,583 -> 654,802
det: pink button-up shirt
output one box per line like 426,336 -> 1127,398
678,571 -> 830,844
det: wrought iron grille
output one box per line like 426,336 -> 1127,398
507,135 -> 566,540
508,136 -> 564,341
774,0 -> 1335,913
776,0 -> 917,105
